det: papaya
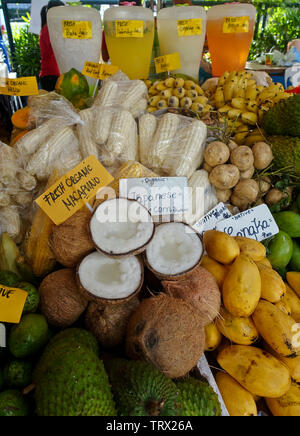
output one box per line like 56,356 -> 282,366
266,382 -> 300,416
289,239 -> 300,272
217,345 -> 291,398
234,237 -> 266,262
273,212 -> 300,238
55,68 -> 89,110
252,300 -> 300,358
215,372 -> 257,417
216,306 -> 259,346
201,255 -> 228,288
11,107 -> 30,130
257,263 -> 286,303
203,231 -> 240,265
286,271 -> 300,298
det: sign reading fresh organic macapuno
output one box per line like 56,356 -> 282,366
0,286 -> 28,324
35,155 -> 114,225
0,77 -> 39,96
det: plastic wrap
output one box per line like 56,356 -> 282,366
139,111 -> 207,179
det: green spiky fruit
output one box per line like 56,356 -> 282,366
3,359 -> 33,389
35,347 -> 116,416
176,377 -> 222,416
0,390 -> 29,416
267,135 -> 300,178
17,282 -> 39,314
106,359 -> 181,416
262,95 -> 300,137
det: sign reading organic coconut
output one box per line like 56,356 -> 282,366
0,286 -> 28,324
119,177 -> 189,216
36,155 -> 114,226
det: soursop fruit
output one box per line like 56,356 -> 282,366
106,358 -> 181,416
267,135 -> 300,178
262,95 -> 300,137
0,390 -> 29,416
176,377 -> 222,416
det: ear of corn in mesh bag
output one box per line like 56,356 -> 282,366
0,143 -> 20,184
0,206 -> 21,241
139,113 -> 158,168
77,108 -> 99,159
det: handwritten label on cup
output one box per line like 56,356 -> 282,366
0,76 -> 38,96
82,62 -> 119,80
115,20 -> 144,38
154,53 -> 181,74
215,204 -> 279,241
35,155 -> 114,226
193,203 -> 233,237
0,286 -> 28,324
177,19 -> 202,37
223,16 -> 250,33
62,20 -> 92,39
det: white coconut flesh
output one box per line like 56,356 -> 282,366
90,198 -> 154,256
146,222 -> 203,276
78,251 -> 142,300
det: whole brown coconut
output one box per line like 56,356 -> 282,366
39,268 -> 88,328
126,293 -> 205,379
85,297 -> 140,349
162,266 -> 221,326
50,208 -> 95,268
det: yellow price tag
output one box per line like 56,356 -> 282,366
177,19 -> 202,37
223,16 -> 250,33
82,62 -> 119,80
0,286 -> 28,324
115,20 -> 144,38
0,76 -> 38,96
35,155 -> 114,226
154,53 -> 181,74
62,20 -> 93,39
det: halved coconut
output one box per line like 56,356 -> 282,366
77,251 -> 144,304
90,198 -> 155,258
144,222 -> 203,281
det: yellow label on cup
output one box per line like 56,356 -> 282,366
82,62 -> 119,80
35,155 -> 114,226
223,16 -> 250,33
154,53 -> 181,74
115,20 -> 144,38
62,20 -> 93,39
0,286 -> 28,324
0,76 -> 38,96
177,19 -> 202,37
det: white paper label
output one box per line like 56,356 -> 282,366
216,204 -> 279,241
0,323 -> 6,347
119,177 -> 189,216
193,203 -> 232,236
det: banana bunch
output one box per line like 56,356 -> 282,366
144,77 -> 212,118
211,70 -> 293,145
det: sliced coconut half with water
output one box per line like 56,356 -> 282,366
77,251 -> 144,303
145,222 -> 203,280
90,198 -> 155,257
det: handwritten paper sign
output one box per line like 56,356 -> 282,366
193,203 -> 233,237
63,20 -> 93,39
0,76 -> 38,96
0,286 -> 28,324
154,53 -> 181,74
223,16 -> 250,33
115,20 -> 144,38
82,62 -> 119,80
215,204 -> 279,241
177,19 -> 202,37
35,155 -> 114,226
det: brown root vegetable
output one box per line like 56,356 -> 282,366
252,142 -> 274,170
204,141 -> 230,167
233,179 -> 259,204
162,265 -> 221,326
258,177 -> 272,195
209,164 -> 240,190
126,293 -> 205,379
39,268 -> 88,328
203,162 -> 213,173
240,166 -> 255,180
265,189 -> 285,206
231,193 -> 249,211
227,140 -> 239,151
215,188 -> 232,203
230,146 -> 254,172
50,208 -> 95,268
85,297 -> 140,349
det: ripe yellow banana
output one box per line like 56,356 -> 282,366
224,75 -> 239,102
231,97 -> 246,110
245,100 -> 258,113
242,111 -> 258,126
214,87 -> 225,109
245,86 -> 259,101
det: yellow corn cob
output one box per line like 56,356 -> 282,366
0,144 -> 19,184
139,113 -> 158,167
120,81 -> 148,111
15,118 -> 58,158
148,113 -> 180,171
77,108 -> 99,159
25,170 -> 58,277
0,206 -> 21,241
94,80 -> 118,107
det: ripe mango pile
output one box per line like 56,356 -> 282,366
201,230 -> 300,417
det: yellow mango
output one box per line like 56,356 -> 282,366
256,258 -> 272,269
283,283 -> 300,322
257,263 -> 286,303
263,341 -> 300,383
235,236 -> 266,262
203,230 -> 240,265
201,255 -> 228,288
275,299 -> 292,316
216,306 -> 259,345
222,254 -> 261,317
215,372 -> 257,417
266,382 -> 300,416
286,272 -> 300,298
204,322 -> 222,352
217,345 -> 291,398
252,300 -> 300,358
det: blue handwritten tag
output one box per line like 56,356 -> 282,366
193,203 -> 232,237
215,204 -> 279,241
